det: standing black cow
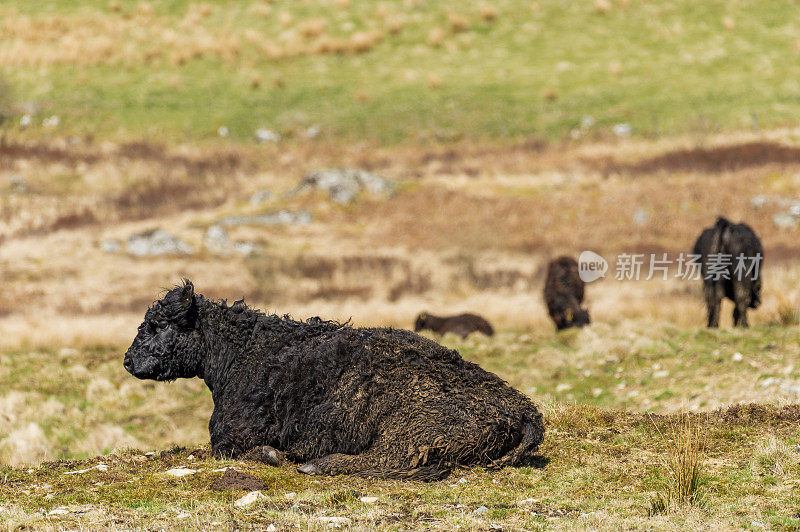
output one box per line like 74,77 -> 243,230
692,217 -> 763,327
543,256 -> 591,330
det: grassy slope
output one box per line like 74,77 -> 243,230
2,0 -> 800,143
2,327 -> 800,529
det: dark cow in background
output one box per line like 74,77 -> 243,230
544,256 -> 591,330
693,216 -> 763,327
124,282 -> 543,480
413,312 -> 494,339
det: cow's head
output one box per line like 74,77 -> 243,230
750,277 -> 762,308
123,281 -> 205,381
571,308 -> 591,328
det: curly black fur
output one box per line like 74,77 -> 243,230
413,312 -> 494,339
692,216 -> 763,327
543,256 -> 590,330
124,281 -> 545,480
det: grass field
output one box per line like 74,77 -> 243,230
2,1 -> 800,529
1,330 -> 800,530
1,131 -> 800,528
2,0 -> 800,143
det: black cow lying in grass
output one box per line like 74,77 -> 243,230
543,256 -> 590,330
692,216 -> 763,327
413,312 -> 495,339
124,281 -> 544,480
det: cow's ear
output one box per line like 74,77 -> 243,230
180,279 -> 195,309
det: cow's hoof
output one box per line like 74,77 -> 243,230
297,462 -> 321,475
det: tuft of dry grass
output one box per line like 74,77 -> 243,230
427,27 -> 445,47
478,3 -> 498,21
649,414 -> 708,515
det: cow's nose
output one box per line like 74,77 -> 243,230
123,356 -> 134,372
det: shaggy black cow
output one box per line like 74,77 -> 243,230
413,312 -> 494,339
124,282 -> 544,480
692,217 -> 763,327
543,256 -> 590,330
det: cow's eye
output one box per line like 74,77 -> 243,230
157,320 -> 168,329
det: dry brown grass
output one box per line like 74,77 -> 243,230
1,130 -> 800,351
649,414 -> 708,514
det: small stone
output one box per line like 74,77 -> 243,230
165,468 -> 197,477
187,455 -> 195,461
612,123 -> 632,137
176,512 -> 191,519
732,352 -> 743,362
266,525 -> 277,532
517,498 -> 536,505
145,451 -> 156,456
580,512 -> 589,517
359,496 -> 378,504
234,490 -> 266,508
633,208 -> 648,226
127,229 -> 194,257
9,176 -> 28,193
653,370 -> 669,378
473,505 -> 489,515
284,492 -> 297,499
233,242 -> 258,256
249,190 -> 272,206
255,128 -> 280,143
100,240 -> 121,253
751,521 -> 765,528
303,126 -> 321,139
48,507 -> 69,516
793,445 -> 800,453
750,195 -> 770,209
218,126 -> 229,137
458,477 -> 468,484
318,516 -> 352,526
489,525 -> 503,531
20,114 -> 31,128
43,115 -> 60,128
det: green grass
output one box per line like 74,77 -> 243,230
3,0 -> 800,144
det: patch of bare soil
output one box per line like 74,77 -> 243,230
605,141 -> 800,175
210,469 -> 268,491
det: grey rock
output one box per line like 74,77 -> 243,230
633,208 -> 648,226
204,225 -> 229,250
233,242 -> 258,256
220,210 -> 312,227
299,168 -> 395,205
127,230 -> 194,257
750,195 -> 770,209
100,240 -> 121,253
249,190 -> 272,206
303,126 -> 321,139
612,123 -> 632,137
774,212 -> 800,229
9,176 -> 27,193
255,128 -> 280,143
473,505 -> 489,515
